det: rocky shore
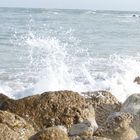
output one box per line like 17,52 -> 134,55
0,84 -> 140,139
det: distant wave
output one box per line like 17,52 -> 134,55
117,14 -> 140,18
85,10 -> 96,15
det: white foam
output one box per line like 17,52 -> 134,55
1,33 -> 140,102
85,11 -> 96,15
100,55 -> 140,102
25,35 -> 140,102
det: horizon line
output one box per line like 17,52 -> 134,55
0,6 -> 140,12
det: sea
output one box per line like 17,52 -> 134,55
0,7 -> 140,102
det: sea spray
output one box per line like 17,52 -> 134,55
13,33 -> 140,101
1,30 -> 140,102
0,9 -> 140,102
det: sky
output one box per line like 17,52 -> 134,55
0,0 -> 140,11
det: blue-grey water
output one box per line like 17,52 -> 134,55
0,8 -> 140,101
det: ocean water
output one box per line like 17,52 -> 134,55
0,8 -> 140,102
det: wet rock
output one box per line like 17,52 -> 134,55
121,93 -> 140,136
68,119 -> 98,137
0,94 -> 9,108
0,93 -> 9,100
94,112 -> 138,140
84,91 -> 121,126
30,126 -> 69,140
134,76 -> 140,84
0,110 -> 35,140
0,91 -> 95,130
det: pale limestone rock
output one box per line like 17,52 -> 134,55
84,90 -> 121,126
30,126 -> 69,140
94,112 -> 138,140
121,93 -> 140,136
70,135 -> 111,140
68,119 -> 98,137
0,110 -> 35,140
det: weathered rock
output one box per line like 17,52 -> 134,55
88,136 -> 111,140
57,125 -> 68,134
84,91 -> 121,126
0,93 -> 9,101
30,126 -> 69,140
94,112 -> 138,140
70,136 -> 111,140
121,93 -> 140,136
0,91 -> 95,130
135,138 -> 140,140
70,136 -> 81,140
0,93 -> 9,108
134,76 -> 140,84
0,110 -> 35,140
68,119 -> 98,137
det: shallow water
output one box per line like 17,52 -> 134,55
0,8 -> 140,101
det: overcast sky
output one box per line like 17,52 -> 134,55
0,0 -> 140,11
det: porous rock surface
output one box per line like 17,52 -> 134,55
84,91 -> 121,126
0,110 -> 35,140
94,112 -> 138,140
0,91 -> 95,130
121,93 -> 140,136
30,126 -> 69,140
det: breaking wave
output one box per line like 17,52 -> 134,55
1,31 -> 140,102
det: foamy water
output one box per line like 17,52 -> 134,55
0,8 -> 140,102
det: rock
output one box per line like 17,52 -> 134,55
0,93 -> 9,101
70,136 -> 81,140
30,126 -> 69,140
0,93 -> 9,108
0,91 -> 95,130
88,136 -> 111,140
84,91 -> 121,126
57,125 -> 68,134
134,76 -> 140,84
0,110 -> 35,140
68,119 -> 98,137
121,93 -> 140,136
94,112 -> 138,140
70,136 -> 111,140
135,138 -> 140,140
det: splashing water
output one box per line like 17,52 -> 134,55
24,33 -> 94,94
1,8 -> 140,102
2,32 -> 140,102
